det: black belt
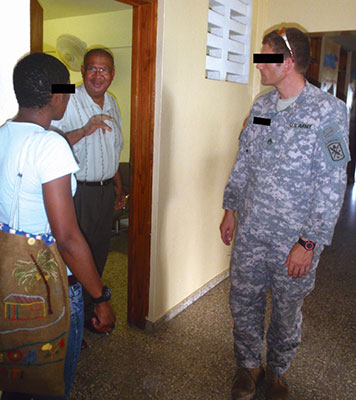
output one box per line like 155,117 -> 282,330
68,275 -> 78,286
77,178 -> 113,187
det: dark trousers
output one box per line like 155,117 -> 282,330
74,181 -> 115,320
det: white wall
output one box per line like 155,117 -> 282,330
0,1 -> 31,125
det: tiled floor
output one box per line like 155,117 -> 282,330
4,187 -> 353,399
68,184 -> 356,399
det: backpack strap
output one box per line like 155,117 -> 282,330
8,133 -> 35,229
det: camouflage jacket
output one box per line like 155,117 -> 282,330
223,80 -> 350,246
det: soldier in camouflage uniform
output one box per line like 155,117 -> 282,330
220,27 -> 349,400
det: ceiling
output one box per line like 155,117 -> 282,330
39,0 -> 131,20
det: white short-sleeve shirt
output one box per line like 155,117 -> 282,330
51,84 -> 123,182
0,121 -> 79,234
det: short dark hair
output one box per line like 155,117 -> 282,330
83,48 -> 114,67
13,53 -> 69,109
263,28 -> 311,75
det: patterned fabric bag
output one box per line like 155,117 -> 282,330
0,135 -> 70,396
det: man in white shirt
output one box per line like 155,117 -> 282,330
52,48 -> 125,331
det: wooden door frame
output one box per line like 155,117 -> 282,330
30,0 -> 43,52
116,0 -> 157,329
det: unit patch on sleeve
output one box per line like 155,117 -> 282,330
319,122 -> 350,167
327,141 -> 345,161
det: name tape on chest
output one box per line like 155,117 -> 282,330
253,117 -> 271,126
251,118 -> 313,129
289,122 -> 312,129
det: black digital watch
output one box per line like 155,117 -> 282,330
92,286 -> 112,304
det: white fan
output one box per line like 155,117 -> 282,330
56,34 -> 87,72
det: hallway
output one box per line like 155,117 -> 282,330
71,185 -> 356,399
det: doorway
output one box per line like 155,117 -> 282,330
32,0 -> 157,329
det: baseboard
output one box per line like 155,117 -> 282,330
146,269 -> 230,331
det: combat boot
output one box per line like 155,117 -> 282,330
265,367 -> 289,400
232,366 -> 265,400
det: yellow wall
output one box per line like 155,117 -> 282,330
43,10 -> 132,162
148,0 -> 356,323
265,0 -> 356,33
149,0 -> 262,322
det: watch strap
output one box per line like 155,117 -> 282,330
92,285 -> 111,304
298,238 -> 315,251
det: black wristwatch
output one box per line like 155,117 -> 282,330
92,286 -> 112,304
298,238 -> 315,251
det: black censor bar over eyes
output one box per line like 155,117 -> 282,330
253,117 -> 271,126
51,84 -> 76,94
253,53 -> 284,63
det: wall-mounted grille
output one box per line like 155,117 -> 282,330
206,0 -> 253,84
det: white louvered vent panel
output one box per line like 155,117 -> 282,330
206,0 -> 253,84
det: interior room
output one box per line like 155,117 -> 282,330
40,0 -> 133,326
0,0 -> 355,399
306,31 -> 356,107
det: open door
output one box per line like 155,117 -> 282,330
31,0 -> 157,329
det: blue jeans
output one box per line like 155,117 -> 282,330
1,283 -> 84,400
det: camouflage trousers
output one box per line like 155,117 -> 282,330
230,232 -> 323,375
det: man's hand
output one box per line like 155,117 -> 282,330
220,210 -> 236,245
65,114 -> 115,146
114,183 -> 127,210
115,192 -> 127,210
92,301 -> 116,333
83,114 -> 114,137
285,242 -> 314,279
113,170 -> 127,210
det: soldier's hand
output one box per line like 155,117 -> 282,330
220,210 -> 236,245
83,114 -> 114,137
285,243 -> 314,279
